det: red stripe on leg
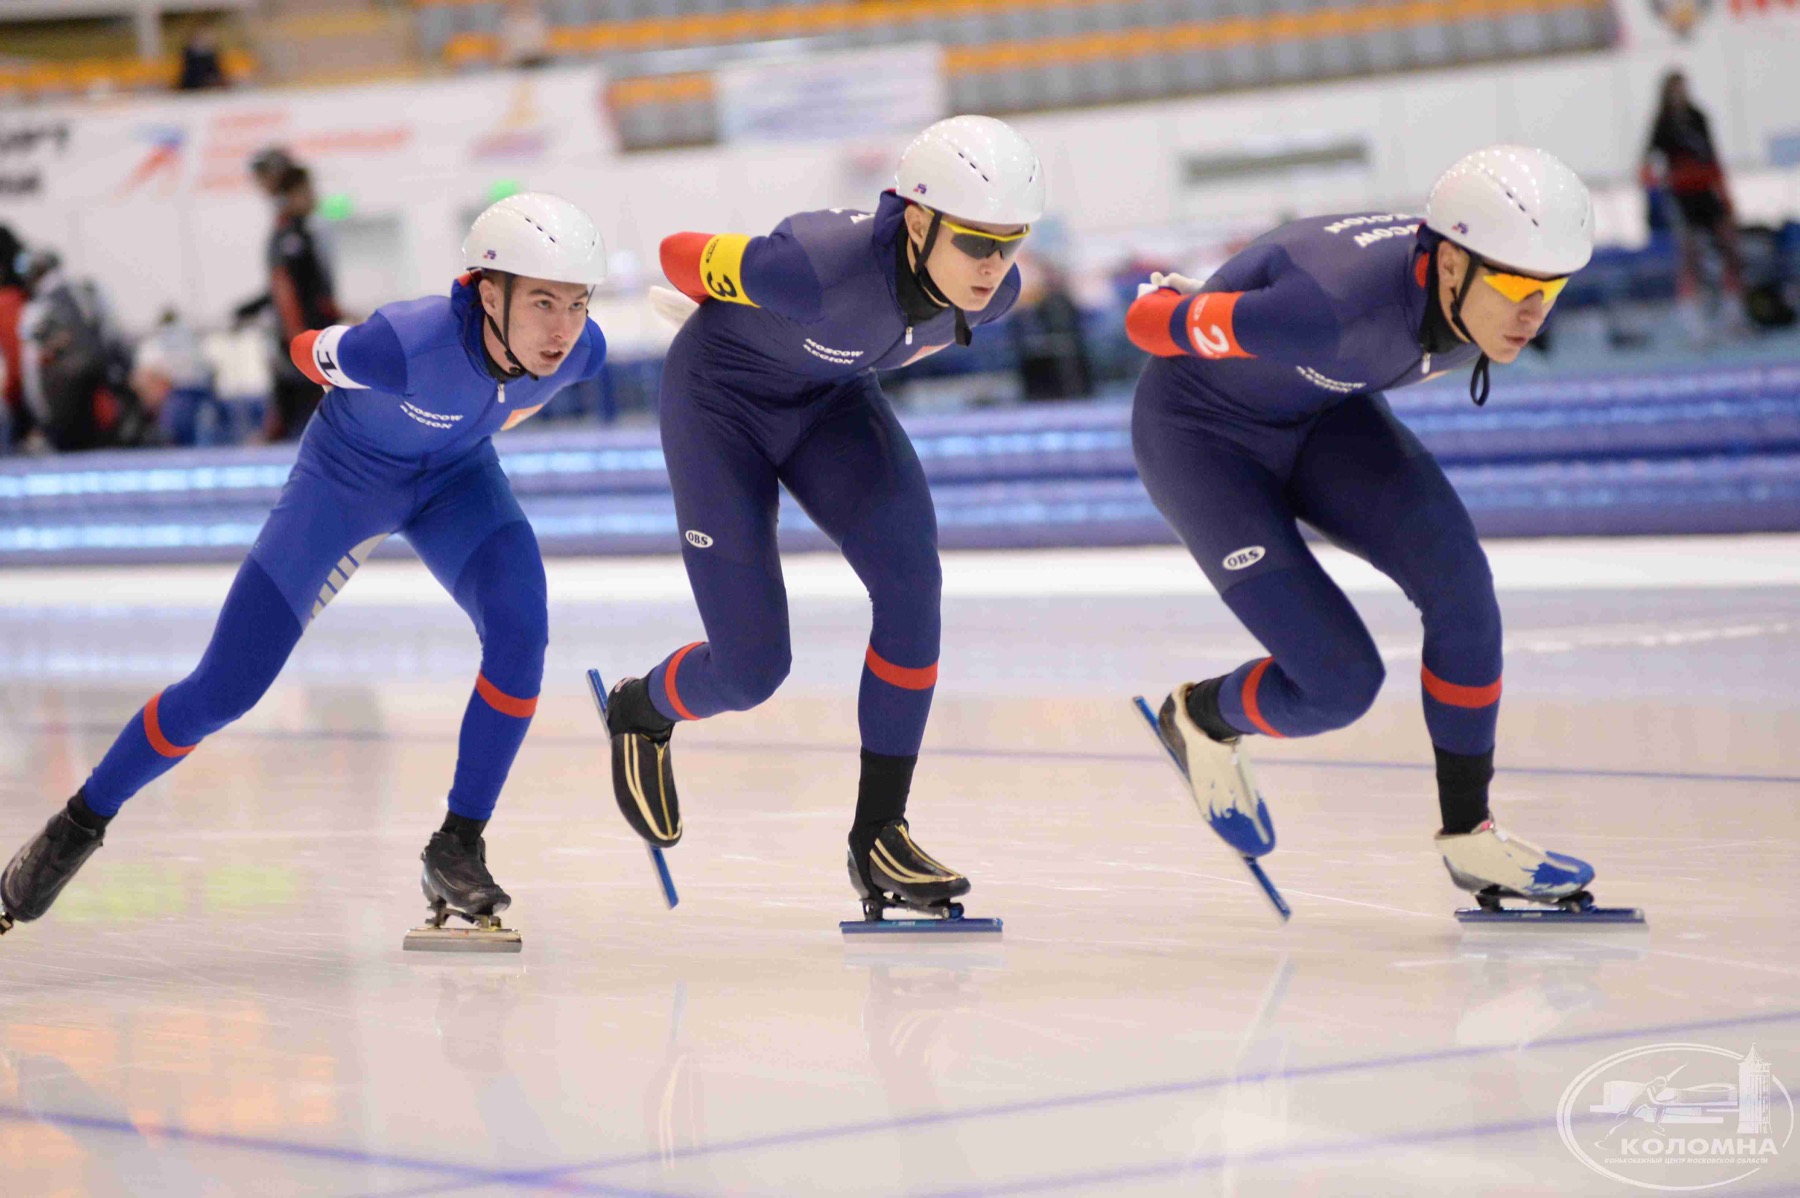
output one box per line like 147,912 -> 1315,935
663,642 -> 703,721
475,673 -> 538,718
1421,665 -> 1502,709
143,691 -> 197,758
864,646 -> 938,690
1240,657 -> 1286,739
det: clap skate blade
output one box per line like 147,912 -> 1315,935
587,667 -> 679,910
1455,886 -> 1645,927
840,894 -> 1003,938
1132,695 -> 1291,922
403,898 -> 522,952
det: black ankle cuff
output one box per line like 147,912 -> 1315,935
1184,677 -> 1241,742
852,749 -> 916,844
615,676 -> 675,736
1435,746 -> 1494,835
66,789 -> 111,832
441,812 -> 488,846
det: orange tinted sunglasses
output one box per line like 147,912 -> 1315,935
1480,267 -> 1570,306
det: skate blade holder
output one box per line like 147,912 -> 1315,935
841,900 -> 1002,941
403,914 -> 523,953
1455,888 -> 1645,928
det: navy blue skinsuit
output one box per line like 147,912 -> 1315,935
82,275 -> 605,821
643,192 -> 1021,759
1127,213 -> 1502,757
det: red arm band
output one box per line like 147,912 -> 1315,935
660,232 -> 713,302
1125,289 -> 1186,357
289,329 -> 328,386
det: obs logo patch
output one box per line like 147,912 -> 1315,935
684,530 -> 714,549
1223,546 -> 1265,571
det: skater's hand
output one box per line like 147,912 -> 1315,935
1136,271 -> 1205,300
647,285 -> 700,330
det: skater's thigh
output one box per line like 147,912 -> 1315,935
404,445 -> 534,597
1289,395 -> 1489,596
661,380 -> 790,648
249,453 -> 401,627
781,382 -> 937,578
1132,408 -> 1311,597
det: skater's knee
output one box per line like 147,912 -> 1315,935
1301,652 -> 1385,730
714,644 -> 790,709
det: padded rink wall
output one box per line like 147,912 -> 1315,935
2,363 -> 1798,566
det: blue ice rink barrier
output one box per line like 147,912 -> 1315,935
2,363 -> 1797,565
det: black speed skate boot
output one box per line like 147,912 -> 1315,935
406,823 -> 520,952
1,794 -> 109,935
847,819 -> 972,921
420,831 -> 510,926
606,676 -> 681,847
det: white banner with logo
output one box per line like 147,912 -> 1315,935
715,44 -> 946,145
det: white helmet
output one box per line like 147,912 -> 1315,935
462,192 -> 607,286
895,115 -> 1046,226
1426,145 -> 1593,276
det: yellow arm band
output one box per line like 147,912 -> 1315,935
700,234 -> 758,306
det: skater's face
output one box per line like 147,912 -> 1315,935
480,274 -> 591,375
904,204 -> 1026,313
1437,243 -> 1566,364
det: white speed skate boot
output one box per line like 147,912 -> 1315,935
1438,820 -> 1642,925
1154,684 -> 1276,858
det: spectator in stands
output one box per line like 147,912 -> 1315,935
132,309 -> 221,447
177,29 -> 229,91
262,164 -> 340,441
15,251 -> 152,452
1,226 -> 31,449
1009,260 -> 1092,401
1644,71 -> 1745,329
499,0 -> 553,70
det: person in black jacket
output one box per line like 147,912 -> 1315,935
1644,71 -> 1744,310
262,165 -> 340,441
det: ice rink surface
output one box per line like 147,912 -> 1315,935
2,535 -> 1797,1197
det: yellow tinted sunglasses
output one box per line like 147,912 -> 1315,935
939,216 -> 1031,262
1479,267 -> 1569,306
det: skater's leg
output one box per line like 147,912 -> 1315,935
1131,400 -> 1387,742
7,456 -> 392,927
783,382 -> 942,761
84,462 -> 387,816
643,391 -> 791,722
1290,395 -> 1502,832
406,450 -> 546,825
782,383 -> 947,889
605,370 -> 788,847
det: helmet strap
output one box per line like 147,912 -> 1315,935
1447,254 -> 1491,408
910,210 -> 973,347
481,272 -> 536,381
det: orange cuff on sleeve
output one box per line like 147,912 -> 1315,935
290,329 -> 328,386
1184,291 -> 1253,360
1125,289 -> 1186,357
660,232 -> 714,303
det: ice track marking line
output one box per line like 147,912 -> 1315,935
1131,696 -> 1291,923
587,668 -> 678,910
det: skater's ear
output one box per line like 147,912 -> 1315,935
476,271 -> 514,317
